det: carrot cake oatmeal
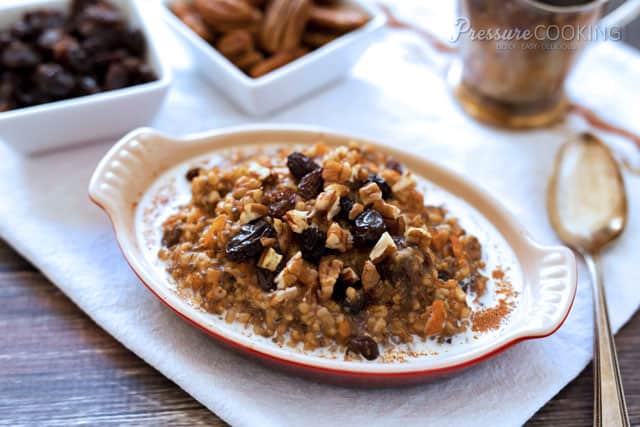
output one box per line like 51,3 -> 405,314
158,143 -> 489,360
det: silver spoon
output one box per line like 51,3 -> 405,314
548,132 -> 630,427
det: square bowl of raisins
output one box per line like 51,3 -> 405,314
159,0 -> 386,116
0,0 -> 172,155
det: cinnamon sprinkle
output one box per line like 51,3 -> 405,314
471,298 -> 514,333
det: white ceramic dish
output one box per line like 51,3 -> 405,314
0,0 -> 171,155
89,126 -> 577,386
159,0 -> 386,115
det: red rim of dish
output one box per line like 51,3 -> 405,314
90,194 -> 577,379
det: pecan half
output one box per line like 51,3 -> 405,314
260,0 -> 311,53
194,0 -> 262,32
215,29 -> 254,58
249,47 -> 307,78
308,5 -> 369,33
171,0 -> 215,42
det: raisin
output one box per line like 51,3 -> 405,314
76,75 -> 100,95
104,62 -> 129,90
2,41 -> 40,68
385,159 -> 403,173
122,28 -> 146,56
331,279 -> 349,302
225,219 -> 275,262
346,336 -> 379,360
337,197 -> 355,221
297,169 -> 323,200
162,226 -> 182,247
437,270 -> 451,281
299,226 -> 326,263
35,63 -> 75,97
185,167 -> 201,181
37,28 -> 65,51
256,268 -> 277,292
353,209 -> 386,247
266,188 -> 296,218
287,152 -> 320,179
364,174 -> 392,199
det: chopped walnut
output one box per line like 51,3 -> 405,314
258,247 -> 283,271
284,209 -> 309,233
275,252 -> 318,288
318,257 -> 343,301
358,182 -> 382,205
315,189 -> 337,211
369,232 -> 397,264
247,162 -> 271,181
361,260 -> 381,290
325,222 -> 353,252
324,183 -> 350,197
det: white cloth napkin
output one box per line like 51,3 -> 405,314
1,2 -> 639,426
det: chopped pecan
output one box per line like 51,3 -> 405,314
391,173 -> 417,193
322,159 -> 351,183
348,202 -> 364,220
258,247 -> 283,271
302,30 -> 338,48
239,202 -> 268,224
318,257 -> 343,301
361,260 -> 380,290
325,222 -> 352,252
340,267 -> 359,284
369,231 -> 397,264
373,199 -> 400,220
358,182 -> 382,205
260,0 -> 311,53
272,218 -> 292,250
284,209 -> 309,233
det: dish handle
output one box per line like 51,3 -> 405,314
520,244 -> 577,338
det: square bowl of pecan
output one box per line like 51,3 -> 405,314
160,0 -> 385,115
0,0 -> 172,155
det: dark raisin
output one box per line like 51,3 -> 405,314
185,167 -> 201,181
297,169 -> 323,200
299,226 -> 326,263
287,152 -> 320,179
2,41 -> 40,68
364,174 -> 392,199
353,209 -> 386,247
267,189 -> 296,218
331,279 -> 349,303
104,62 -> 129,90
225,219 -> 275,262
122,28 -> 146,56
54,39 -> 90,72
256,268 -> 277,292
76,75 -> 100,95
37,28 -> 65,52
162,226 -> 182,247
35,63 -> 75,97
24,10 -> 65,33
437,270 -> 451,281
346,336 -> 379,360
337,197 -> 355,221
385,159 -> 403,173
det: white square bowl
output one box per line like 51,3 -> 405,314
0,0 -> 172,155
159,0 -> 386,115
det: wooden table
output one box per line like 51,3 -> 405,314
1,238 -> 639,426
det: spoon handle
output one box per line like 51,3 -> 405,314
584,253 -> 630,427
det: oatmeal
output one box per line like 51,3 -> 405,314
158,143 -> 488,360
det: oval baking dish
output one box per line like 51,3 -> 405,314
89,125 -> 577,386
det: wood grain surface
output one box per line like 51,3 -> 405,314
0,239 -> 638,426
